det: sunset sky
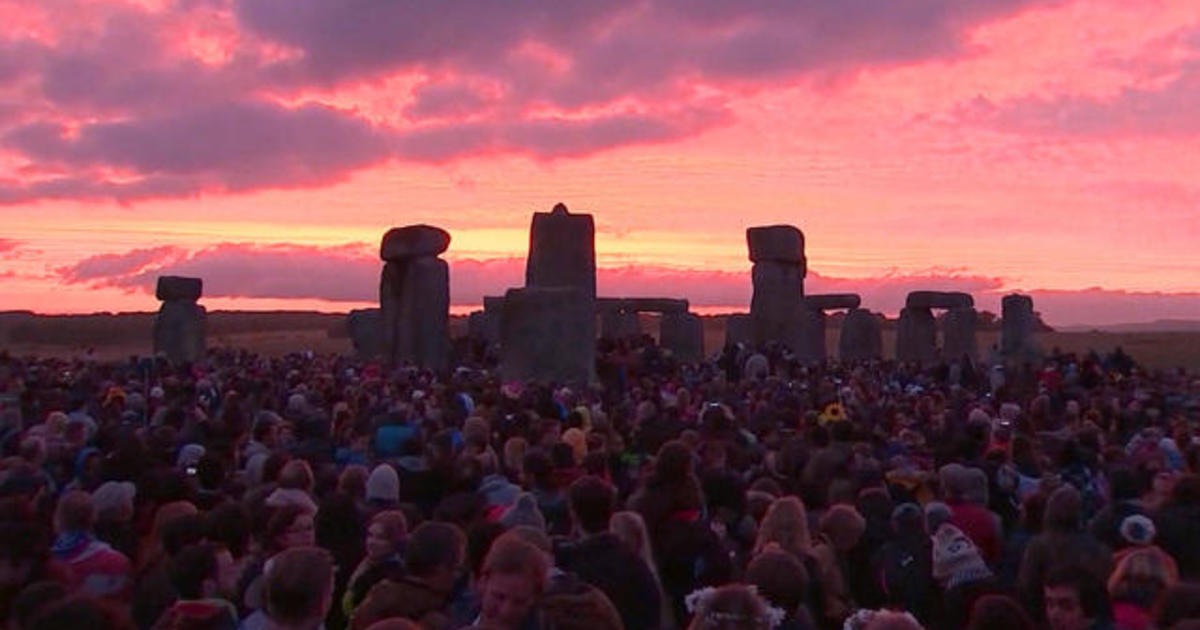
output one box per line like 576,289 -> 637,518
1,0 -> 1198,326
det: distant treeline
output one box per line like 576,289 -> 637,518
0,311 -> 346,347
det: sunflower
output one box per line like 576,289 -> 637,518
819,402 -> 847,425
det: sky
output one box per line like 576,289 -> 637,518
0,0 -> 1198,327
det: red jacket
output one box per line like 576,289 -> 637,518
947,502 -> 1002,566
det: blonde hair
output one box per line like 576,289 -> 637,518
1108,547 -> 1179,604
754,496 -> 811,557
611,511 -> 658,578
686,584 -> 774,630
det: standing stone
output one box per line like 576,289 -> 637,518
795,306 -> 826,364
747,225 -> 806,350
153,276 -> 206,363
600,307 -> 641,340
1002,294 -> 1040,361
380,225 -> 451,370
839,308 -> 882,361
906,291 -> 974,310
526,203 -> 596,298
896,307 -> 937,364
725,314 -> 753,347
500,287 -> 595,384
661,311 -> 704,361
346,308 -> 383,359
942,307 -> 979,361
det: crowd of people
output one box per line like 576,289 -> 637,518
0,335 -> 1198,630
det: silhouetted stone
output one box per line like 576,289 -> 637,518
153,277 -> 205,364
942,307 -> 978,361
380,225 -> 451,261
661,311 -> 704,361
747,225 -> 806,265
346,308 -> 383,359
896,306 -> 937,363
750,259 -> 805,349
525,203 -> 596,298
155,276 -> 202,302
839,308 -> 882,361
596,297 -> 689,314
725,314 -> 752,347
906,291 -> 974,310
805,294 -> 861,311
500,286 -> 594,383
1002,293 -> 1040,361
600,307 -> 641,340
795,306 -> 826,364
379,226 -> 451,370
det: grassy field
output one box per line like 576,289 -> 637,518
3,312 -> 1198,371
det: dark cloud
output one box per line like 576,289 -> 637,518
56,246 -> 186,283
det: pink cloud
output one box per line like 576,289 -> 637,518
52,244 -> 1200,326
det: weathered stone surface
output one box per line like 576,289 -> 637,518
661,312 -> 704,361
381,257 -> 450,370
600,308 -> 641,340
747,225 -> 806,266
805,294 -> 861,311
794,307 -> 826,364
525,203 -> 596,298
500,287 -> 595,383
153,301 -> 206,363
155,276 -> 202,302
468,309 -> 500,347
750,261 -> 804,349
380,225 -> 451,261
896,306 -> 937,364
725,314 -> 752,347
942,307 -> 979,361
1002,293 -> 1040,360
596,297 -> 689,314
905,291 -> 974,310
346,308 -> 383,359
839,308 -> 882,361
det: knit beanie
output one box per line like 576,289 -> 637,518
931,524 -> 990,584
1119,514 -> 1156,547
924,501 -> 952,534
366,464 -> 400,503
500,493 -> 546,532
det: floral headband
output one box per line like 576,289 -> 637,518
684,586 -> 786,630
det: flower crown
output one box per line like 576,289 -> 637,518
684,586 -> 786,630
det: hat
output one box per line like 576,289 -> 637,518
931,524 -> 990,584
366,464 -> 400,503
177,443 -> 206,469
479,474 -> 521,508
924,501 -> 952,533
500,493 -> 546,531
92,481 -> 136,518
1119,514 -> 1157,547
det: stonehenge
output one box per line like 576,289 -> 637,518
526,203 -> 596,299
839,308 -> 883,361
153,276 -> 206,363
747,225 -> 806,350
660,311 -> 705,361
346,308 -> 383,359
379,225 -> 450,370
725,313 -> 753,347
1001,293 -> 1041,361
896,291 -> 978,363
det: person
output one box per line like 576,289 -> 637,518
1044,565 -> 1113,630
966,595 -> 1035,630
343,511 -> 407,620
1020,486 -> 1112,622
51,491 -> 132,601
476,537 -> 548,630
502,527 -> 623,630
258,547 -> 335,630
874,503 -> 934,625
931,523 -> 999,630
350,522 -> 465,630
610,511 -> 674,630
1106,547 -> 1178,630
744,549 -> 814,630
151,543 -> 238,630
685,583 -> 782,630
557,476 -> 661,630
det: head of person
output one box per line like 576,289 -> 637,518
169,542 -> 238,600
754,496 -> 811,556
478,537 -> 548,630
745,549 -> 809,620
263,547 -> 334,630
567,476 -> 616,536
1044,565 -> 1111,630
53,491 -> 94,535
337,465 -> 368,499
686,584 -> 778,630
277,460 -> 314,493
609,511 -> 654,566
267,504 -> 315,553
861,611 -> 925,630
1044,485 -> 1084,534
1107,547 -> 1178,608
404,521 -> 465,593
365,510 -> 408,563
967,595 -> 1036,630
